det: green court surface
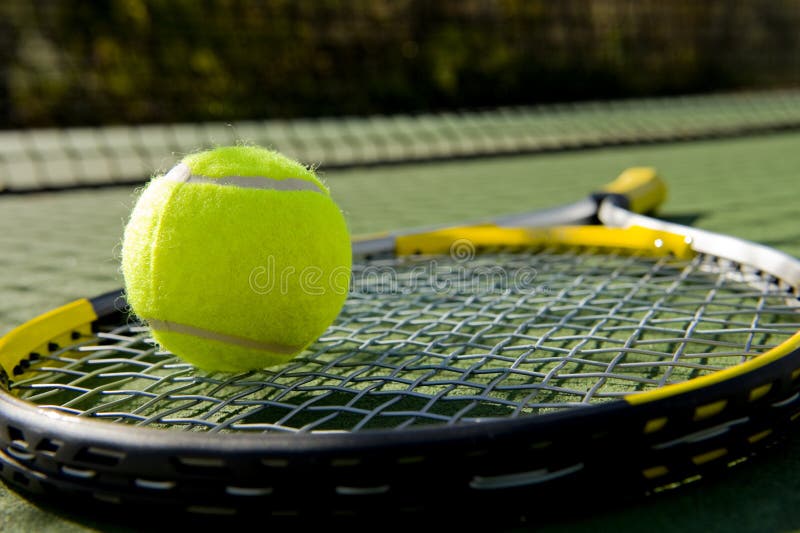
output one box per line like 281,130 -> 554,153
1,130 -> 799,531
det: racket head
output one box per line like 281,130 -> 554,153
0,168 -> 798,516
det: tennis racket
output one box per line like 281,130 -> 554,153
0,168 -> 798,519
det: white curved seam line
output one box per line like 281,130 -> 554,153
163,162 -> 323,193
147,319 -> 301,354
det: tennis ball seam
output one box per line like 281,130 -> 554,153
181,146 -> 328,191
163,162 -> 327,194
145,318 -> 304,354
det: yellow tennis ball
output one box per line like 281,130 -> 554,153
121,146 -> 351,371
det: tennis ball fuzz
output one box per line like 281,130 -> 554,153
122,146 -> 351,371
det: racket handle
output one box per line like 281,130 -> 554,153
596,167 -> 667,214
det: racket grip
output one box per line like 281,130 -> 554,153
596,167 -> 667,214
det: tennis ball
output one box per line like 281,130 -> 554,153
121,146 -> 351,372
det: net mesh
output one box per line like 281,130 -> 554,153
3,90 -> 800,193
11,247 -> 799,433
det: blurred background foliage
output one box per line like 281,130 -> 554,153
1,0 -> 799,128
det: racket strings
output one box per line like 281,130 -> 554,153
9,249 -> 798,433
